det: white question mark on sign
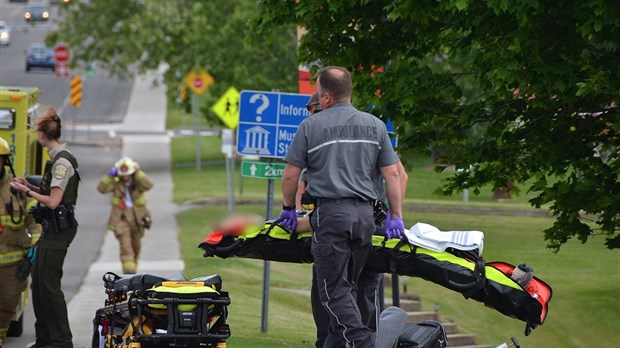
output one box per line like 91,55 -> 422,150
249,93 -> 270,122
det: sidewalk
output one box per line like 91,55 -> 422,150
66,70 -> 184,348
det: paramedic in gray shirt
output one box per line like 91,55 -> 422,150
280,66 -> 404,348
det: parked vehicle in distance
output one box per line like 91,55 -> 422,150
0,21 -> 10,46
25,5 -> 50,22
25,43 -> 55,72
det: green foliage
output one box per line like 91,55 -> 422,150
50,0 -> 299,125
252,0 -> 620,250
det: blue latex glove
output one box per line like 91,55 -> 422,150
108,166 -> 118,177
278,209 -> 298,231
384,215 -> 405,239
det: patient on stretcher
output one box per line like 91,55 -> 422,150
213,214 -> 483,255
213,213 -> 312,236
201,213 -> 552,333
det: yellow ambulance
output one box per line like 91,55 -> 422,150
0,86 -> 49,176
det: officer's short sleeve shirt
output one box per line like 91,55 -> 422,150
48,144 -> 76,192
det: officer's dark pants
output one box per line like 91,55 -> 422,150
311,199 -> 376,348
32,225 -> 77,348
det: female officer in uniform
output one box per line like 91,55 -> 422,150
11,106 -> 80,348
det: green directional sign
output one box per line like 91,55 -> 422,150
241,160 -> 286,179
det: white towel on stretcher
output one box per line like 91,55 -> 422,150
405,222 -> 484,255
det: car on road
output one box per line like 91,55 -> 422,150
25,43 -> 55,72
0,21 -> 10,46
25,5 -> 51,22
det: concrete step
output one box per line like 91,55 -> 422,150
398,291 -> 421,302
406,311 -> 439,322
385,298 -> 422,312
387,292 -> 486,348
446,333 -> 477,346
441,322 -> 458,335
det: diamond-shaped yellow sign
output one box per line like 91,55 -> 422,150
211,86 -> 240,129
185,68 -> 214,96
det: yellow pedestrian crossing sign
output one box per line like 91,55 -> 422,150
211,86 -> 240,129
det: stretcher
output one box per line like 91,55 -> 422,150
199,219 -> 552,335
91,272 -> 231,348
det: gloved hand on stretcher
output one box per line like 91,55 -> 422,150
278,208 -> 298,231
384,213 -> 405,239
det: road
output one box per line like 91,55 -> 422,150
1,2 -> 133,347
0,1 -> 133,123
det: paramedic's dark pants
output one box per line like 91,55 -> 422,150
311,199 -> 376,348
312,266 -> 383,347
32,227 -> 77,348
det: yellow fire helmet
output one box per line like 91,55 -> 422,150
0,137 -> 11,156
115,156 -> 138,176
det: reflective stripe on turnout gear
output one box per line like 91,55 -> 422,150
0,250 -> 24,265
0,214 -> 29,229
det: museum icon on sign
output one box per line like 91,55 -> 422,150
242,126 -> 271,155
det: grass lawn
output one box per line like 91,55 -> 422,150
172,134 -> 620,348
171,136 -> 542,208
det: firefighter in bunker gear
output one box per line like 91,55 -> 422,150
97,157 -> 153,274
0,137 -> 41,346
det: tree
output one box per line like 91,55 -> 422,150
49,0 -> 299,124
253,0 -> 620,251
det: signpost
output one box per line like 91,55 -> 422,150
237,90 -> 312,159
54,43 -> 69,78
184,68 -> 215,171
241,160 -> 285,179
55,64 -> 69,78
236,90 -> 313,333
222,129 -> 235,213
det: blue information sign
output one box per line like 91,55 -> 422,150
386,119 -> 398,149
236,90 -> 312,158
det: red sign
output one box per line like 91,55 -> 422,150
54,44 -> 69,63
55,62 -> 69,78
193,77 -> 204,89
